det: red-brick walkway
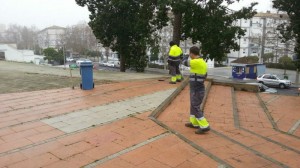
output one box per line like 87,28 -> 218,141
0,79 -> 300,168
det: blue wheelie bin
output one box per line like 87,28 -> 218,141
79,62 -> 94,90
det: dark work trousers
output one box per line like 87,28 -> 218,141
168,60 -> 181,76
190,81 -> 205,118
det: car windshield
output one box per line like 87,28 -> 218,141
273,75 -> 281,80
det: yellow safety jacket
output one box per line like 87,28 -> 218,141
189,58 -> 207,82
168,45 -> 183,61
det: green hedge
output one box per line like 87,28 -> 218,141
265,63 -> 297,70
148,63 -> 165,69
232,56 -> 259,64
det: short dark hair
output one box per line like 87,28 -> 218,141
189,46 -> 199,55
169,41 -> 176,46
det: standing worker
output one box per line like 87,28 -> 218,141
168,41 -> 183,84
182,46 -> 210,134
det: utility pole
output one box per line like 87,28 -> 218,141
238,19 -> 242,59
275,35 -> 279,63
260,17 -> 267,63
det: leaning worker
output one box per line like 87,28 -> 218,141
168,41 -> 183,84
182,46 -> 210,134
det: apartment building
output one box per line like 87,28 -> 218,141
228,11 -> 294,64
37,25 -> 66,49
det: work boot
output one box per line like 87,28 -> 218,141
185,123 -> 199,128
195,126 -> 210,134
169,81 -> 176,84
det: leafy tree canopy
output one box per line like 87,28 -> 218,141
75,0 -> 166,72
43,48 -> 64,64
279,55 -> 293,65
273,0 -> 300,69
76,0 -> 257,71
156,0 -> 257,62
181,0 -> 257,62
262,53 -> 275,63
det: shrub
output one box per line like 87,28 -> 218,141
231,56 -> 259,64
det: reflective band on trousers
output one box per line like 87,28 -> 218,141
189,115 -> 209,128
190,78 -> 204,82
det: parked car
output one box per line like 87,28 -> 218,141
257,74 -> 291,89
66,57 -> 75,62
103,61 -> 115,67
76,58 -> 92,67
247,83 -> 277,93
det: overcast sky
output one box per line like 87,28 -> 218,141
0,0 -> 275,30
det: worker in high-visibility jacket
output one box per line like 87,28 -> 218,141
168,41 -> 183,84
182,46 -> 210,134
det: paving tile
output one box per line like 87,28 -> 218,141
21,141 -> 64,158
11,122 -> 45,132
270,150 -> 300,168
50,141 -> 95,159
26,129 -> 65,143
43,160 -> 78,168
152,142 -> 199,167
0,153 -> 27,168
225,154 -> 275,168
95,158 -> 136,168
0,138 -> 32,153
7,153 -> 59,168
41,89 -> 175,133
64,153 -> 94,168
1,129 -> 39,142
83,142 -> 124,161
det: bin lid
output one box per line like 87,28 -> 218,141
80,62 -> 93,67
69,64 -> 77,69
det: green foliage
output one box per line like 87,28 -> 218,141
43,48 -> 64,64
265,63 -> 297,70
86,50 -> 101,58
273,0 -> 300,69
262,53 -> 275,63
232,56 -> 259,64
148,63 -> 164,69
75,0 -> 165,72
279,55 -> 293,74
182,0 -> 257,62
155,0 -> 257,62
279,55 -> 293,64
75,0 -> 258,71
150,45 -> 159,62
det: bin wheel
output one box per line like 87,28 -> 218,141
80,83 -> 82,89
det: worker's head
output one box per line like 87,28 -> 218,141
189,46 -> 199,59
169,41 -> 176,47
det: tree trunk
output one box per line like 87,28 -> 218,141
120,54 -> 126,72
172,12 -> 182,46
